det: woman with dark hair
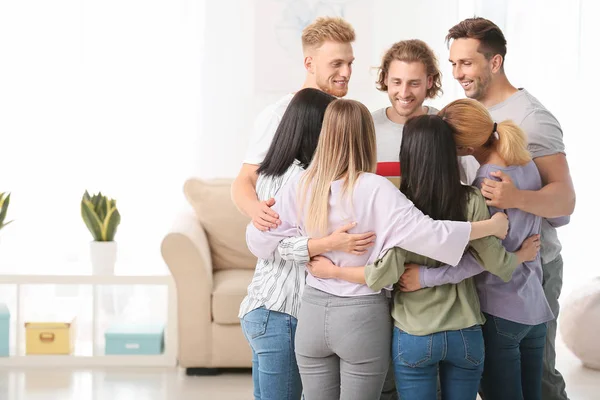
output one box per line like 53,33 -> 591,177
305,114 -> 540,400
239,88 -> 376,400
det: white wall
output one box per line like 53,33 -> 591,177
0,0 -> 205,265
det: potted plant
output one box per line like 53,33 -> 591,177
81,191 -> 121,275
0,192 -> 13,239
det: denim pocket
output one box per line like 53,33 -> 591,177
241,307 -> 269,339
395,329 -> 433,368
460,325 -> 485,366
492,315 -> 530,340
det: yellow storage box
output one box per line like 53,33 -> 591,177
25,317 -> 76,355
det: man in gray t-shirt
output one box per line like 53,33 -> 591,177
447,18 -> 575,400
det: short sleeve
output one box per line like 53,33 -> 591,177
521,110 -> 565,159
243,107 -> 283,165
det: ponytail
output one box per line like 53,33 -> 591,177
495,120 -> 531,165
439,98 -> 531,166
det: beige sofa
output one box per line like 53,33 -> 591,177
161,178 -> 256,375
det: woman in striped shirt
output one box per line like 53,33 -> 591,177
239,88 -> 377,400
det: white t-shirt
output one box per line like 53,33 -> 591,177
372,106 -> 438,162
458,156 -> 480,186
372,106 -> 479,187
243,93 -> 295,165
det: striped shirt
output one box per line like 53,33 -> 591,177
238,161 -> 310,319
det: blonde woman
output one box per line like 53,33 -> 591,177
245,99 -> 509,400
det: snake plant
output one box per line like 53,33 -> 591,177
81,191 -> 121,241
0,192 -> 13,230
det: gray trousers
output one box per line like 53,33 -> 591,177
541,255 -> 569,400
295,286 -> 392,400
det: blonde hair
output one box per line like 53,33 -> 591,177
376,39 -> 442,98
299,99 -> 376,236
301,17 -> 356,53
438,99 -> 531,166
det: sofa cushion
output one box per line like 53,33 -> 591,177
212,269 -> 254,324
184,178 -> 257,270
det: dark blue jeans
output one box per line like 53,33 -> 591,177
392,325 -> 485,400
480,313 -> 547,400
240,307 -> 302,400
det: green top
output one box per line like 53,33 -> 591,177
365,189 -> 517,336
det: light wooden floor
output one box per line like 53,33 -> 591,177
0,337 -> 598,399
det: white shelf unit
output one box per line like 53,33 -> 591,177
0,273 -> 178,367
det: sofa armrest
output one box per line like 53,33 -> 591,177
161,210 -> 214,367
162,210 -> 214,284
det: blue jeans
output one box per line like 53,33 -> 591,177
480,313 -> 547,400
240,307 -> 302,400
392,326 -> 484,400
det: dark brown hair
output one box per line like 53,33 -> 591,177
446,17 -> 507,67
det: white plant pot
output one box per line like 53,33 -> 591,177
90,241 -> 117,275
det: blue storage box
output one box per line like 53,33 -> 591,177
0,303 -> 10,357
104,323 -> 164,355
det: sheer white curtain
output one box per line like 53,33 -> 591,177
468,0 -> 598,294
0,1 -> 204,269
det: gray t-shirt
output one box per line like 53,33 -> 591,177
488,89 -> 566,264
